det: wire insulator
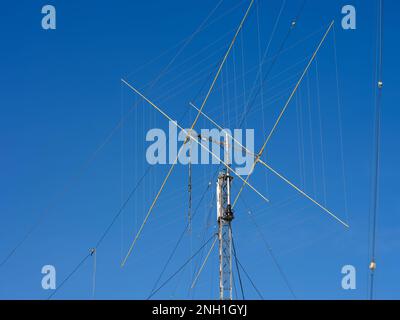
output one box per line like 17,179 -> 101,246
369,261 -> 377,271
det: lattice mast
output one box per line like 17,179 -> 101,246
216,134 -> 234,300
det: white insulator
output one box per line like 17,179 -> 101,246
369,261 -> 377,271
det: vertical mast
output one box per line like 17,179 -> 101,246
217,134 -> 234,300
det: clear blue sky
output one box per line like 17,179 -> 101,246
0,0 -> 399,300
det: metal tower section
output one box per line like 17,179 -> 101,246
217,170 -> 234,300
216,134 -> 234,300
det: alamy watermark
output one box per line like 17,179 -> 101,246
41,265 -> 56,290
41,5 -> 56,30
341,5 -> 356,30
146,121 -> 255,176
341,265 -> 356,290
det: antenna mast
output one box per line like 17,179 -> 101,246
217,134 -> 234,300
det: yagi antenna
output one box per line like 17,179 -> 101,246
120,0 -> 257,267
119,1 -> 349,302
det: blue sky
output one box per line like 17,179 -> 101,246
0,0 -> 399,300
